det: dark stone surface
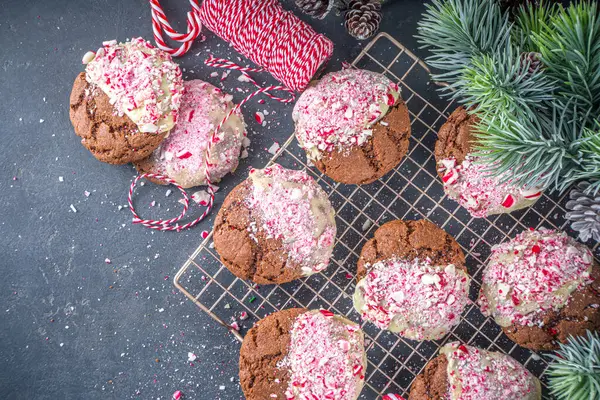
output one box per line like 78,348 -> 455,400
0,0 -> 428,398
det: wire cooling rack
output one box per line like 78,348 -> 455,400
174,32 -> 598,399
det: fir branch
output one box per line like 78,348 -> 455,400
547,330 -> 600,400
533,1 -> 600,127
473,105 -> 582,190
512,0 -> 559,52
560,122 -> 600,194
454,45 -> 555,121
416,0 -> 511,85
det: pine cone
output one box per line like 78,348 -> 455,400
520,52 -> 543,76
343,0 -> 382,41
565,181 -> 600,243
295,0 -> 333,19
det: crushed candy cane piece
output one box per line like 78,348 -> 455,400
501,194 -> 515,208
280,310 -> 365,400
191,190 -> 211,206
81,51 -> 96,64
176,150 -> 192,159
267,142 -> 280,155
382,395 -> 405,400
255,111 -> 265,124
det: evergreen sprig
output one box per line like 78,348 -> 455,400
562,123 -> 600,194
533,1 -> 600,127
512,0 -> 559,52
416,0 -> 510,84
416,0 -> 600,195
455,45 -> 555,121
474,106 -> 579,190
547,330 -> 600,400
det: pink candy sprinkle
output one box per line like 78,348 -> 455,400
439,155 -> 541,218
319,309 -> 333,318
201,231 -> 209,239
293,69 -> 399,159
172,390 -> 182,400
443,343 -> 539,400
479,228 -> 593,326
337,339 -> 350,352
281,311 -> 365,400
239,311 -> 248,320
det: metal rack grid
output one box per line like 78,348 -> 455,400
174,32 -> 597,399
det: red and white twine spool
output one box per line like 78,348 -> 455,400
197,0 -> 333,92
129,0 -> 333,231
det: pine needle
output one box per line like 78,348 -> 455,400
547,330 -> 600,400
473,104 -> 581,190
533,1 -> 600,127
455,44 -> 555,121
416,0 -> 510,85
512,0 -> 559,52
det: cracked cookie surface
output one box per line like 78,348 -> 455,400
503,264 -> 600,350
239,308 -> 306,400
357,219 -> 465,281
433,106 -> 477,177
409,353 -> 449,400
314,102 -> 411,185
69,72 -> 166,164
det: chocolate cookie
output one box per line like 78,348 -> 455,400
478,228 -> 599,350
353,220 -> 469,340
357,219 -> 465,281
239,309 -> 366,400
313,102 -> 411,185
435,106 -> 542,218
434,106 -> 477,171
293,68 -> 411,185
239,308 -> 306,400
213,164 -> 336,284
69,72 -> 167,164
503,264 -> 600,350
409,343 -> 541,400
408,353 -> 449,400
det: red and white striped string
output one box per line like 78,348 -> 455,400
129,0 -> 333,231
